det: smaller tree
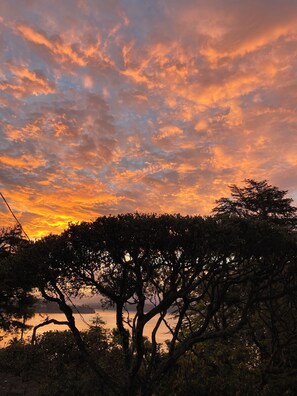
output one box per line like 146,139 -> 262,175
213,179 -> 297,393
213,179 -> 297,228
0,226 -> 36,335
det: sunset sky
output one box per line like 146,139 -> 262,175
1,0 -> 297,238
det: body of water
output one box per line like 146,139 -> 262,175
1,310 -> 172,347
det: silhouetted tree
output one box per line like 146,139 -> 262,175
0,226 -> 35,334
213,179 -> 297,228
12,213 -> 297,395
213,179 -> 297,393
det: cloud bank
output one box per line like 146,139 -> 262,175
1,0 -> 297,237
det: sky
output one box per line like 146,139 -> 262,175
1,0 -> 297,238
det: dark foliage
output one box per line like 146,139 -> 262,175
213,179 -> 297,228
0,226 -> 36,333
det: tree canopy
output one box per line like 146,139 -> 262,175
213,179 -> 297,228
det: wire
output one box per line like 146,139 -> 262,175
0,193 -> 96,330
0,192 -> 30,241
63,289 -> 92,328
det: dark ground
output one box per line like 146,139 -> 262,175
0,371 -> 40,396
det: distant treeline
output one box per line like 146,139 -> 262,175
34,300 -> 95,314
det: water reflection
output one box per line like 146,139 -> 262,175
1,310 -> 172,347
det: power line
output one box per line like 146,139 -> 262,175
0,192 -> 30,241
0,192 -> 94,333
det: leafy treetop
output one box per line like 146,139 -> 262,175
213,179 -> 297,227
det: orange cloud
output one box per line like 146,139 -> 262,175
0,155 -> 45,169
17,24 -> 86,66
154,125 -> 183,140
1,64 -> 54,98
1,0 -> 297,238
203,22 -> 297,62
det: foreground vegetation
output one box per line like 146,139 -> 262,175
1,180 -> 297,395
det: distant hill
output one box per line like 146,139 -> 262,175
34,300 -> 95,314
